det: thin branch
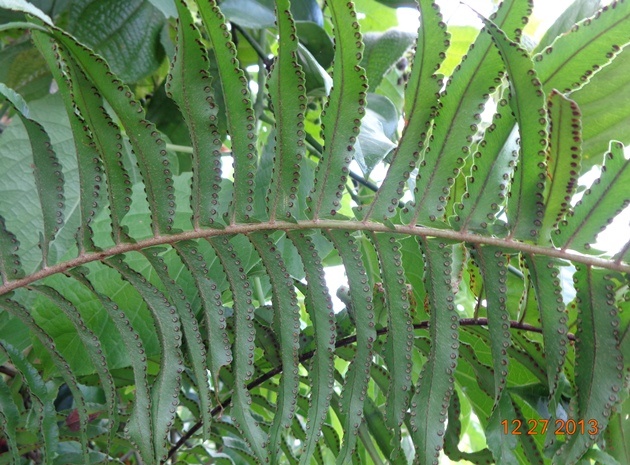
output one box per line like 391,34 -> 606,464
0,365 -> 17,377
164,317 -> 575,461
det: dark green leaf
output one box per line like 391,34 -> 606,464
66,0 -> 166,83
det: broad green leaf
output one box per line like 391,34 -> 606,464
0,297 -> 88,464
0,39 -> 51,102
360,29 -> 416,90
0,84 -> 64,266
67,267 -> 153,464
0,0 -> 52,24
604,403 -> 630,464
147,0 -> 176,17
308,0 -> 367,219
295,21 -> 333,69
167,0 -> 224,228
481,15 -> 548,241
219,0 -> 276,28
556,141 -> 630,253
354,106 -> 396,176
410,238 -> 459,464
29,285 -> 118,444
443,388 -> 495,463
541,91 -> 582,241
266,0 -> 306,222
66,0 -> 166,83
297,42 -> 332,96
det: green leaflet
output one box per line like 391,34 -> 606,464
450,92 -> 517,232
47,46 -> 133,245
409,0 -> 531,227
556,141 -> 630,253
308,1 -> 367,219
0,340 -> 57,465
31,32 -> 102,253
266,0 -> 306,222
473,246 -> 511,401
556,266 -> 624,463
167,0 -> 224,228
209,237 -> 269,463
50,29 -> 177,237
28,285 -> 118,446
195,0 -> 257,224
67,267 -> 153,464
105,255 -> 184,463
540,91 -> 583,241
0,83 -> 64,266
525,254 -> 568,443
481,16 -> 548,241
140,247 -> 214,440
249,232 -> 300,463
370,232 -> 412,458
410,238 -> 459,465
534,0 -> 630,94
360,0 -> 448,223
0,297 -> 88,464
360,28 -> 416,91
173,240 -> 232,393
325,230 -> 376,464
0,217 -> 24,283
363,396 -> 406,465
286,230 -> 336,465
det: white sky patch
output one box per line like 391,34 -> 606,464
324,265 -> 348,312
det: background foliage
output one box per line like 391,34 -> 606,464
0,0 -> 629,464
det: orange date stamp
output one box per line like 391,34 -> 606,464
501,419 -> 600,436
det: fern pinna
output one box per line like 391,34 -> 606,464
0,0 -> 629,464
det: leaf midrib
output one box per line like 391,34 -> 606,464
2,219 -> 629,297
